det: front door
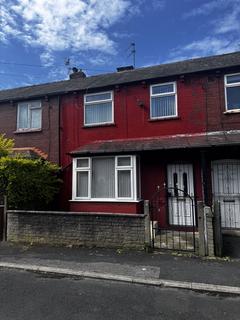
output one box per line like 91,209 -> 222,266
167,164 -> 195,226
212,160 -> 240,229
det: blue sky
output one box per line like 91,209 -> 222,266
0,0 -> 240,89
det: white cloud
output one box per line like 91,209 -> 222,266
169,37 -> 240,62
88,54 -> 110,66
183,0 -> 239,19
183,0 -> 221,18
214,7 -> 240,34
112,32 -> 134,39
40,51 -> 55,66
170,0 -> 240,62
0,0 -> 137,57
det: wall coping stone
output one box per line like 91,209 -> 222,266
7,210 -> 146,219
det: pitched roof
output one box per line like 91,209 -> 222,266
1,51 -> 240,102
70,131 -> 240,156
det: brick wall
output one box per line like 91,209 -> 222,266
7,210 -> 146,249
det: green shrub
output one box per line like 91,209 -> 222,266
0,157 -> 61,210
0,134 -> 14,157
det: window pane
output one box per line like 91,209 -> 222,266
152,84 -> 174,95
86,92 -> 111,102
76,171 -> 88,197
151,95 -> 176,118
117,157 -> 131,166
227,74 -> 240,84
85,102 -> 112,124
118,170 -> 131,198
30,101 -> 41,109
227,86 -> 240,110
77,159 -> 89,168
31,108 -> 41,129
18,104 -> 29,129
92,157 -> 115,198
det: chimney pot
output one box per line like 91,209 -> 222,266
70,68 -> 86,79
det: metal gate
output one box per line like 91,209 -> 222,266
212,160 -> 240,230
149,185 -> 197,252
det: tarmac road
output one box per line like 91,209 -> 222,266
0,269 -> 240,320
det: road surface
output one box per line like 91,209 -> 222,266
0,269 -> 239,320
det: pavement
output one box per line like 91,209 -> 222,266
0,242 -> 240,295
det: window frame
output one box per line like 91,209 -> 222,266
150,81 -> 178,119
17,100 -> 42,131
84,91 -> 114,127
73,157 -> 91,200
72,155 -> 138,202
224,73 -> 240,112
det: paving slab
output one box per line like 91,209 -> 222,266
0,242 -> 240,288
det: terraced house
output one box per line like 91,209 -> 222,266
1,51 -> 240,251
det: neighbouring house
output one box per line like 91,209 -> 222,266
0,90 -> 60,163
1,51 -> 240,251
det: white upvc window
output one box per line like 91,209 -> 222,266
150,82 -> 177,119
72,155 -> 138,201
225,73 -> 240,111
17,100 -> 42,131
84,91 -> 114,126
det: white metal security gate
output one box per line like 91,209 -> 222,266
212,160 -> 240,229
167,164 -> 196,226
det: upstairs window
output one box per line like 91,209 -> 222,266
84,91 -> 113,126
150,82 -> 177,119
225,73 -> 240,111
73,155 -> 138,201
17,101 -> 42,131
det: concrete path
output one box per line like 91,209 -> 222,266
0,242 -> 240,294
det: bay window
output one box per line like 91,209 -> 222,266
150,82 -> 177,119
225,73 -> 240,111
73,155 -> 138,201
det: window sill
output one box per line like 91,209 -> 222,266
14,129 -> 42,134
148,116 -> 180,122
83,122 -> 116,128
70,199 -> 142,203
224,109 -> 240,114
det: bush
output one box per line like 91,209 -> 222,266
0,157 -> 61,210
0,134 -> 14,157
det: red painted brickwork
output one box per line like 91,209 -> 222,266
69,201 -> 143,214
0,96 -> 60,163
60,74 -> 210,168
60,74 -> 216,212
204,71 -> 240,132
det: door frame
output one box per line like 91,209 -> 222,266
166,162 -> 197,227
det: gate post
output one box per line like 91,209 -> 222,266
213,201 -> 223,257
144,200 -> 152,248
204,206 -> 215,257
3,196 -> 7,241
197,201 -> 207,256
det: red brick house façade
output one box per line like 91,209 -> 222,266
1,51 -> 240,237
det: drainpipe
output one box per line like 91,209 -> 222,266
58,95 -> 61,165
